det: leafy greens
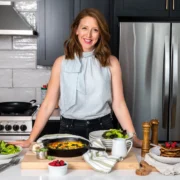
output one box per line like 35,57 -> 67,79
102,129 -> 129,139
0,140 -> 20,155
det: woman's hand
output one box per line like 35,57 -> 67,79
133,136 -> 142,148
10,139 -> 32,148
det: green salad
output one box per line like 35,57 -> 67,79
0,140 -> 20,155
102,129 -> 129,139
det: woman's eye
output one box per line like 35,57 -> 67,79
82,27 -> 87,30
94,29 -> 99,32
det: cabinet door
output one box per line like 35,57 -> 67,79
115,0 -> 169,17
37,0 -> 74,66
170,0 -> 180,17
74,0 -> 111,24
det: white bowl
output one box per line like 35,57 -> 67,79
48,162 -> 68,176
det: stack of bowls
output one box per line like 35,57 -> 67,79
89,130 -> 133,150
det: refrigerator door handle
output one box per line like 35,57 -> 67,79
170,37 -> 178,129
163,36 -> 170,129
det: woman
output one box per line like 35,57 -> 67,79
12,8 -> 142,148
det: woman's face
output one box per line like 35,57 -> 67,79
76,16 -> 100,52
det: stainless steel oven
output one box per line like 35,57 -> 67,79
0,106 -> 38,141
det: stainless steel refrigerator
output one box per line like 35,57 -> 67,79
119,22 -> 180,141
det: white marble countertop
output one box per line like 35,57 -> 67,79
33,108 -> 60,120
0,148 -> 180,180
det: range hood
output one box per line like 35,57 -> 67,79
0,1 -> 37,35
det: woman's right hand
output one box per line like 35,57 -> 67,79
10,139 -> 32,148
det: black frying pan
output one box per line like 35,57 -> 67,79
0,99 -> 36,113
42,137 -> 106,157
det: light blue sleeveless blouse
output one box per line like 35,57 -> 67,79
59,50 -> 112,120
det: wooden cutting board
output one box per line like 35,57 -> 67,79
21,150 -> 139,170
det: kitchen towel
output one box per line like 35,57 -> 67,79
83,138 -> 121,173
144,153 -> 180,175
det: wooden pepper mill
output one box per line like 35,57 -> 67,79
141,122 -> 151,157
150,119 -> 159,145
141,119 -> 159,157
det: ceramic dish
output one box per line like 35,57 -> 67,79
0,145 -> 22,160
149,146 -> 180,165
48,161 -> 68,176
89,130 -> 133,150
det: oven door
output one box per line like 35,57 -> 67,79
0,134 -> 30,141
32,120 -> 61,140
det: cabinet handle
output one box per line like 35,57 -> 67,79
173,0 -> 175,10
166,0 -> 169,10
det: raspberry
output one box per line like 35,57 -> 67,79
165,142 -> 171,148
59,160 -> 65,166
171,142 -> 177,148
49,159 -> 65,166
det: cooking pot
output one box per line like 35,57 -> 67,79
42,137 -> 106,157
0,99 -> 36,113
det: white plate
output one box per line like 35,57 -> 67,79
149,147 -> 180,165
0,145 -> 22,160
89,130 -> 106,139
89,130 -> 133,150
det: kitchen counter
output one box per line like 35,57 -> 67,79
0,148 -> 180,180
33,108 -> 60,120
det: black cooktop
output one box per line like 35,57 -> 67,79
0,106 -> 38,116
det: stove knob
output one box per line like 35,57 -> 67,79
0,124 -> 4,131
13,124 -> 19,131
20,124 -> 27,131
5,124 -> 12,131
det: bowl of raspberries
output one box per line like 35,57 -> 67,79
48,159 -> 68,176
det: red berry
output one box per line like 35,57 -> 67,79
60,160 -> 64,166
165,142 -> 171,148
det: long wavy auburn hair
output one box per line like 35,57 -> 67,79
64,8 -> 111,67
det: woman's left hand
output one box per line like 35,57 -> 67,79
133,136 -> 142,148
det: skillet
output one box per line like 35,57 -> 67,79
42,137 -> 106,157
0,100 -> 36,113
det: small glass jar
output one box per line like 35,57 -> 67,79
36,150 -> 48,160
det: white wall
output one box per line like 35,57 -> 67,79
0,0 -> 51,104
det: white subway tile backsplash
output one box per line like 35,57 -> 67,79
20,12 -> 36,29
0,0 -> 52,102
13,69 -> 51,87
13,36 -> 37,50
0,88 -> 35,102
14,1 -> 37,11
0,36 -> 12,50
36,87 -> 41,104
0,50 -> 36,68
0,69 -> 12,87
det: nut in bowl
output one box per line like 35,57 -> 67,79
48,160 -> 68,176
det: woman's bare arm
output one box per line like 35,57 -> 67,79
11,56 -> 64,147
109,55 -> 142,147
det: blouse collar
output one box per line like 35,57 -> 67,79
82,50 -> 94,58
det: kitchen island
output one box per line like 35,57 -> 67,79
0,148 -> 179,180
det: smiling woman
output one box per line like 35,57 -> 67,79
11,8 -> 142,149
